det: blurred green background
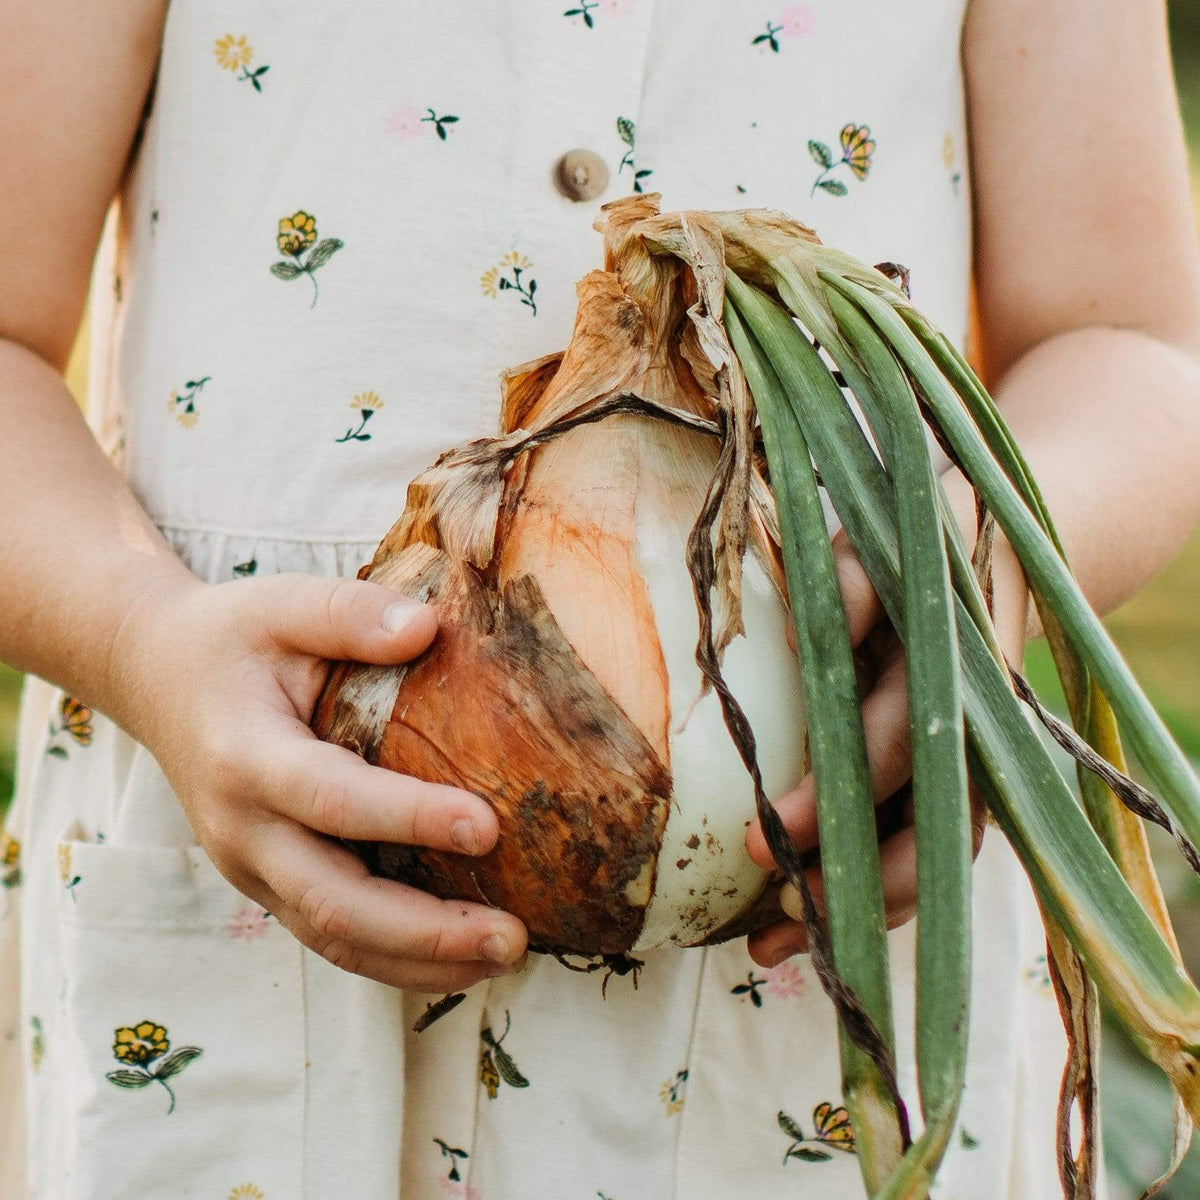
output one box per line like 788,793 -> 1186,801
1,6 -> 1200,1195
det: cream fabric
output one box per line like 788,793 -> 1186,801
2,3 -> 1069,1196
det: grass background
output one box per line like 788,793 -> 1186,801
2,7 -> 1200,1194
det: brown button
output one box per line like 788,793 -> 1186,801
554,149 -> 610,202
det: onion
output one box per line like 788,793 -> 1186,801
314,197 -> 803,956
314,195 -> 1200,1196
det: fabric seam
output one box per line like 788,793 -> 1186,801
156,521 -> 381,548
670,945 -> 708,1200
464,977 -> 494,1194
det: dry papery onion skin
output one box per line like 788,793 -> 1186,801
315,194 -> 1200,1199
314,198 -> 806,960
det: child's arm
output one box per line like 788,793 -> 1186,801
749,0 -> 1200,964
0,0 -> 527,990
961,0 -> 1200,615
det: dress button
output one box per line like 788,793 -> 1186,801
554,149 -> 610,202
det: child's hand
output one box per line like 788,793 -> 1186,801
743,478 -> 1028,967
118,573 -> 529,993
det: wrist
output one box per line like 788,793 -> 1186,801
100,564 -> 208,747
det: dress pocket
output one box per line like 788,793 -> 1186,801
55,833 -> 305,1200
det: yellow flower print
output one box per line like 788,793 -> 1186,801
270,213 -> 343,307
338,392 -> 385,443
113,1020 -> 169,1066
277,211 -> 316,257
106,1020 -> 202,1113
168,376 -> 210,428
808,123 -> 876,196
840,124 -> 876,179
659,1067 -> 688,1115
2,832 -> 21,905
778,1102 -> 857,1163
229,1187 -> 265,1200
214,34 -> 253,71
214,35 -> 270,91
46,693 -> 93,758
480,253 -> 537,315
479,1047 -> 500,1099
56,842 -> 81,901
2,833 -> 18,871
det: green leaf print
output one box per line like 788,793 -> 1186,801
790,1146 -> 833,1163
156,1046 -> 203,1079
480,1010 -> 529,1097
563,4 -> 595,25
482,254 -> 538,316
617,116 -> 653,191
731,971 -> 767,1007
29,1016 -> 44,1072
817,178 -> 849,196
337,392 -> 384,444
270,261 -> 303,280
777,1110 -> 805,1141
421,109 -> 460,140
752,24 -> 783,53
807,139 -> 833,169
105,1069 -> 154,1089
305,239 -> 343,271
433,1137 -> 469,1182
491,1043 -> 529,1089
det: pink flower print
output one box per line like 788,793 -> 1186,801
439,1181 -> 483,1200
229,903 -> 270,940
765,960 -> 806,1000
597,0 -> 633,14
777,3 -> 816,39
384,106 -> 426,144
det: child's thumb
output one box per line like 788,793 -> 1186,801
259,574 -> 439,664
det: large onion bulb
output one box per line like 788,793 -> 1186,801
314,196 -> 804,958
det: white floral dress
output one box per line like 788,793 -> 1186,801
0,3 -> 1069,1197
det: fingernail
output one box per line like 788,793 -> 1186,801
480,934 -> 513,964
768,942 -> 801,967
450,819 -> 478,855
779,883 -> 805,922
381,599 -> 425,632
489,952 -> 528,978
